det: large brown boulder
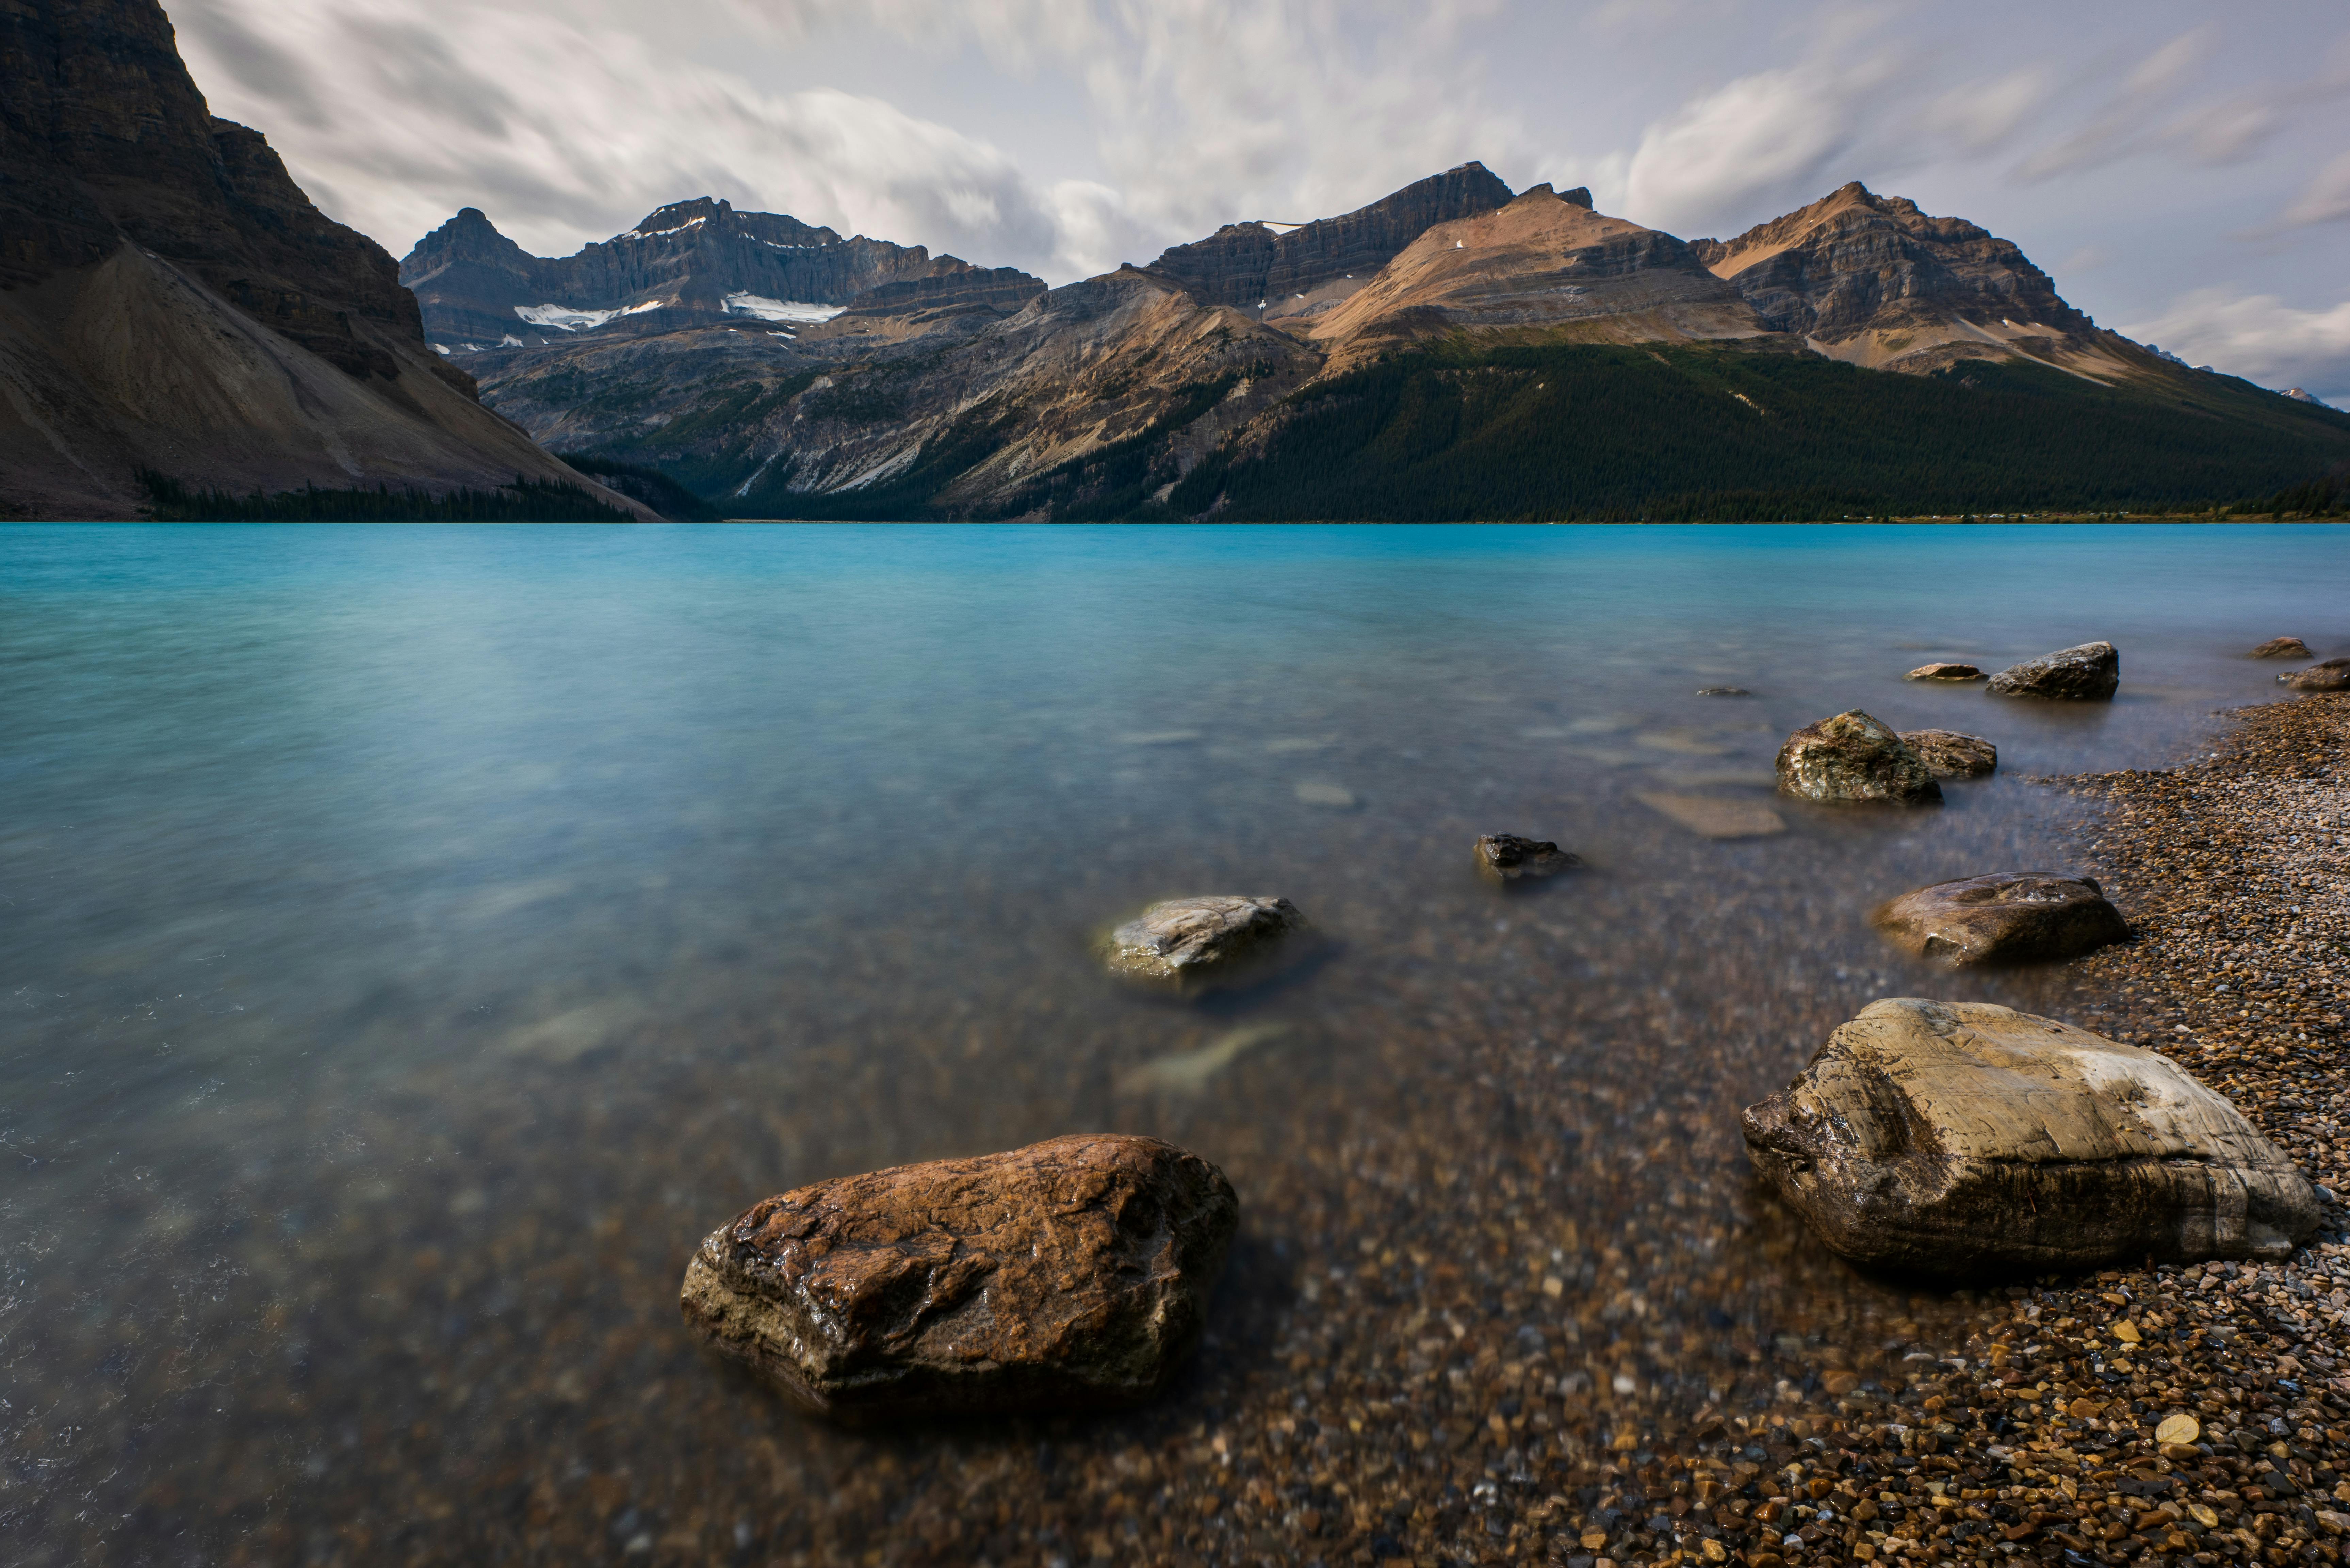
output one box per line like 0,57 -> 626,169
1898,729 -> 1997,779
2251,637 -> 2312,659
1474,834 -> 1580,882
1774,710 -> 1942,805
1987,641 -> 2118,700
2284,658 -> 2350,692
679,1134 -> 1237,1421
1742,999 -> 2318,1277
1101,895 -> 1308,991
1872,871 -> 2126,965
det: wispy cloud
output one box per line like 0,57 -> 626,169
2124,286 -> 2350,402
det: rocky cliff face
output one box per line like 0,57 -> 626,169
1688,182 -> 2130,376
0,0 -> 640,518
401,199 -> 1045,348
1145,161 -> 1515,312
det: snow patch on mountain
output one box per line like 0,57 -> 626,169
723,293 -> 845,323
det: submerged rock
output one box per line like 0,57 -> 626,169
679,1134 -> 1237,1421
1741,998 -> 2318,1277
1987,641 -> 2118,700
1101,895 -> 1308,990
1898,728 -> 1998,779
1474,834 -> 1580,882
1872,871 -> 2127,965
1774,710 -> 1942,805
1904,662 -> 1985,681
2250,637 -> 2312,659
1635,792 -> 1786,839
1694,686 -> 1751,697
2284,658 -> 2350,692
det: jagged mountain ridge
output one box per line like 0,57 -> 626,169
0,0 -> 642,519
453,165 -> 2347,519
399,199 -> 1046,347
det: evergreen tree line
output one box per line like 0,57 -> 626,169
140,471 -> 639,522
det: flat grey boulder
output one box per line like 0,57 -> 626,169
1474,834 -> 1580,882
2251,637 -> 2312,659
1775,710 -> 1942,805
680,1134 -> 1237,1422
1987,641 -> 2118,700
1101,895 -> 1307,990
2284,657 -> 2350,692
1904,662 -> 1984,681
1872,871 -> 2126,965
1742,999 -> 2318,1277
1898,728 -> 1998,779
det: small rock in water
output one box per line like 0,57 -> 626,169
1635,792 -> 1786,839
1116,1023 -> 1290,1095
1694,686 -> 1750,697
2249,636 -> 2312,659
1904,662 -> 1985,681
1897,728 -> 1998,779
1473,834 -> 1580,882
1741,998 -> 2318,1277
1101,894 -> 1308,991
1774,710 -> 1942,805
1872,871 -> 2128,966
2283,657 -> 2350,692
1293,780 -> 1358,809
679,1134 -> 1237,1421
1986,640 -> 2119,700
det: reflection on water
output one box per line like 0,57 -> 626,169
2,523 -> 2345,1563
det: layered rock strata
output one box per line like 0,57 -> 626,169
0,0 -> 636,518
679,1134 -> 1237,1421
1742,998 -> 2318,1276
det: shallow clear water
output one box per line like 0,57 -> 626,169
2,522 -> 2344,1565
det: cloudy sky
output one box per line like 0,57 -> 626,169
172,0 -> 2350,400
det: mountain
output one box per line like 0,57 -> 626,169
0,0 -> 643,520
398,200 -> 1045,347
1143,160 -> 1514,314
457,169 -> 2350,521
1686,181 -> 2143,378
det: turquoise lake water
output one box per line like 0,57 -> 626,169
2,522 -> 2345,1563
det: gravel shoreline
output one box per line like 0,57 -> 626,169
1598,691 -> 2350,1568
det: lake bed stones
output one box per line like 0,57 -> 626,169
2283,657 -> 2350,692
1474,834 -> 1580,882
2250,637 -> 2312,659
1897,728 -> 1998,779
1987,640 -> 2119,700
1904,662 -> 1985,681
1872,871 -> 2127,965
1741,998 -> 2319,1277
1101,895 -> 1307,991
679,1134 -> 1238,1422
1774,710 -> 1942,805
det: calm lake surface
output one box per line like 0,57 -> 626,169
3,523 -> 2346,1565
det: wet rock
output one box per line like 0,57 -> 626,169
1774,710 -> 1942,806
1101,895 -> 1308,990
2250,637 -> 2312,659
1986,641 -> 2118,700
1474,834 -> 1580,882
679,1134 -> 1237,1421
1904,662 -> 1985,681
1872,871 -> 2127,965
1742,998 -> 2319,1277
1898,728 -> 1997,779
2283,657 -> 2350,692
1695,686 -> 1751,697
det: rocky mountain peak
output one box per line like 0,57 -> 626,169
1687,181 -> 2094,373
1145,161 -> 1516,312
